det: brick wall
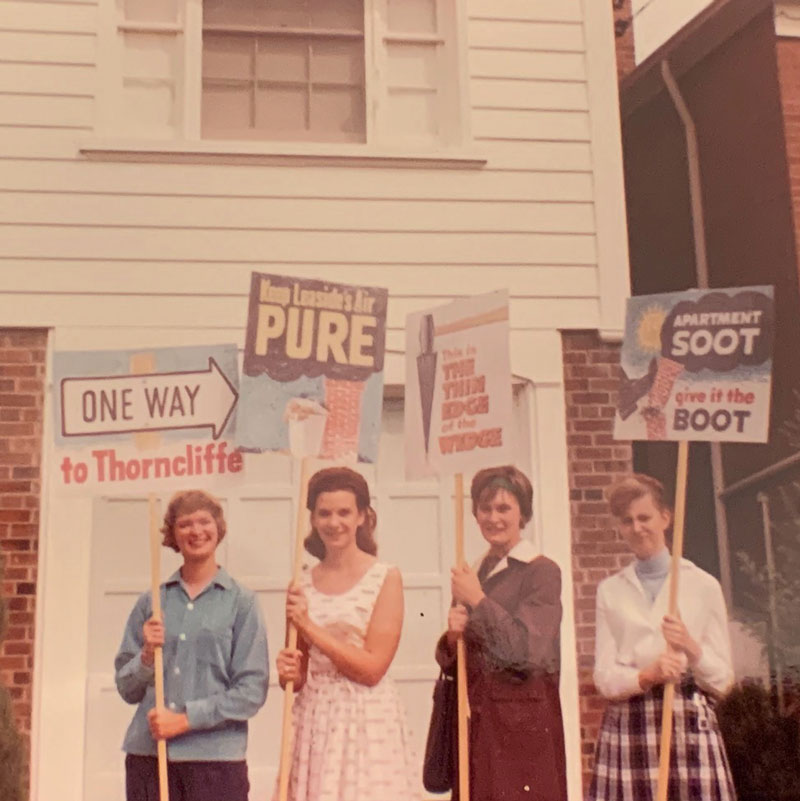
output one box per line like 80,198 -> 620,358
778,36 -> 800,288
614,0 -> 636,80
0,328 -> 47,779
562,331 -> 633,787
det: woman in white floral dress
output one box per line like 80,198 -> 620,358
276,466 -> 419,801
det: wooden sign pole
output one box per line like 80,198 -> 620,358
454,473 -> 470,801
655,441 -> 689,801
277,457 -> 312,801
148,494 -> 169,801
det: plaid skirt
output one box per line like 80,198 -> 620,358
588,681 -> 736,801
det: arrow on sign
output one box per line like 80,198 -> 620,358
60,358 -> 238,440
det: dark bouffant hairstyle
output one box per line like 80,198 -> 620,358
160,489 -> 227,552
470,465 -> 533,528
608,473 -> 670,518
304,466 -> 377,559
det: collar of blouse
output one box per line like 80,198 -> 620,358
472,538 -> 539,582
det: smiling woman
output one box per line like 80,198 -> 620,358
114,489 -> 270,801
434,465 -> 568,801
610,477 -> 672,561
589,473 -> 736,801
275,466 -> 419,801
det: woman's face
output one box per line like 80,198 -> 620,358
617,492 -> 671,560
311,490 -> 366,553
475,488 -> 523,555
173,506 -> 220,563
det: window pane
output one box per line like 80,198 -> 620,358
123,31 -> 179,80
387,0 -> 436,34
203,34 -> 253,81
204,0 -> 363,30
385,41 -> 437,88
200,3 -> 368,142
204,0 -> 256,26
255,85 -> 308,134
386,88 -> 438,137
311,39 -> 363,86
309,0 -> 363,31
252,0 -> 311,28
311,85 -> 365,138
257,37 -> 309,82
122,79 -> 176,128
203,82 -> 252,130
123,0 -> 178,23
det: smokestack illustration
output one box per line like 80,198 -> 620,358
417,314 -> 437,454
643,356 -> 684,440
320,377 -> 365,461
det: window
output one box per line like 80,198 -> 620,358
99,0 -> 469,149
202,0 -> 367,142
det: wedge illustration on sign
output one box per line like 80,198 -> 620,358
405,290 -> 513,480
416,314 -> 438,454
60,357 -> 238,440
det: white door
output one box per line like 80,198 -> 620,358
82,391 -> 534,800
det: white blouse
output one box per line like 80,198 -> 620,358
593,557 -> 734,700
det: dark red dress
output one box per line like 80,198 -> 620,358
436,553 -> 568,801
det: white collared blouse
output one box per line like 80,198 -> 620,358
593,557 -> 734,700
473,537 -> 539,579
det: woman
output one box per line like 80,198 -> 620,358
276,466 -> 419,801
115,489 -> 269,801
589,473 -> 736,801
435,465 -> 567,801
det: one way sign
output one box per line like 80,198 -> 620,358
60,356 -> 239,440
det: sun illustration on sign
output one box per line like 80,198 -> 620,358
636,305 -> 667,353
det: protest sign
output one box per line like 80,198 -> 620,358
53,344 -> 241,801
404,290 -> 514,801
239,272 -> 388,801
238,272 -> 388,463
404,290 -> 514,479
614,286 -> 774,443
52,344 -> 241,494
614,285 -> 775,801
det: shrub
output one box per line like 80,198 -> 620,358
717,680 -> 800,801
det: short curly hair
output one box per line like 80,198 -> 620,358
160,489 -> 227,552
608,473 -> 670,518
470,465 -> 533,528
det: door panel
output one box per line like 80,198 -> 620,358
83,396 -> 532,800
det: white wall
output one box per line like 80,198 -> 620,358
0,0 -> 629,347
0,1 -> 631,799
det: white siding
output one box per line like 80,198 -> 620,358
0,0 -> 618,343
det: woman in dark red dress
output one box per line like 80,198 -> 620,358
435,465 -> 567,801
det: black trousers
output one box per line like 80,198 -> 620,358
125,754 -> 250,801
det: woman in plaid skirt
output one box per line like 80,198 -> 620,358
588,474 -> 737,801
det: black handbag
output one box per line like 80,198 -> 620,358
422,671 -> 458,793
